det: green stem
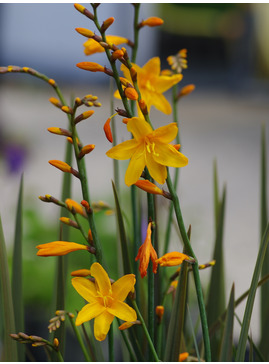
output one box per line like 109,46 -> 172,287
132,300 -> 160,362
116,318 -> 137,361
166,169 -> 211,362
56,349 -> 64,362
131,4 -> 141,63
108,324 -> 114,361
68,315 -> 91,361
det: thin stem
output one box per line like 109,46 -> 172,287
131,4 -> 141,63
132,300 -> 160,362
68,315 -> 91,361
108,323 -> 115,362
166,169 -> 211,362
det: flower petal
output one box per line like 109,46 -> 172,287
106,139 -> 138,160
145,152 -> 167,184
150,93 -> 172,115
107,301 -> 137,322
154,74 -> 183,93
90,262 -> 112,296
127,117 -> 153,140
94,310 -> 114,341
75,302 -> 106,326
112,274 -> 136,301
72,277 -> 98,303
152,123 -> 178,144
153,143 -> 188,168
125,144 -> 146,186
142,57 -> 160,77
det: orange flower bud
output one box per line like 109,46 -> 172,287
65,198 -> 87,217
78,144 -> 95,159
88,228 -> 93,244
138,99 -> 148,115
104,117 -> 113,143
74,3 -> 94,20
111,49 -> 124,61
47,127 -> 71,137
76,62 -> 105,72
71,269 -> 91,277
135,180 -> 163,196
119,77 -> 131,87
101,17 -> 115,32
155,251 -> 190,267
130,67 -> 137,82
53,338 -> 59,348
177,84 -> 195,99
124,87 -> 138,101
75,97 -> 82,106
48,79 -> 56,87
75,27 -> 94,38
179,352 -> 189,362
49,97 -> 62,109
36,241 -> 88,256
49,160 -> 72,173
59,217 -> 79,229
155,305 -> 164,320
118,321 -> 140,331
61,105 -> 73,114
141,17 -> 164,27
74,110 -> 95,124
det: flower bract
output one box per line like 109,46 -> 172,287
115,57 -> 182,114
106,117 -> 188,186
72,262 -> 137,341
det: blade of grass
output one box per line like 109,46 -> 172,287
0,216 -> 18,361
259,124 -> 269,358
206,185 -> 226,360
164,260 -> 188,362
235,222 -> 269,361
11,175 -> 25,361
219,283 -> 235,361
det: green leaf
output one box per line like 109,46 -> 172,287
219,283 -> 234,361
112,180 -> 132,274
11,175 -> 25,361
164,260 -> 188,362
259,124 -> 269,359
235,222 -> 269,361
0,216 -> 18,361
206,184 -> 226,359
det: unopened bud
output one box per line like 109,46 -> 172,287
177,84 -> 195,99
111,49 -> 124,61
71,269 -> 91,277
61,105 -> 73,114
124,87 -> 138,100
53,338 -> 59,348
49,160 -> 79,178
77,62 -> 105,73
138,99 -> 148,115
101,17 -> 114,32
59,217 -> 79,229
66,198 -> 87,217
130,67 -> 137,82
75,27 -> 94,38
78,144 -> 95,159
74,3 -> 94,20
75,110 -> 95,124
103,117 -> 113,143
49,97 -> 62,109
155,305 -> 164,322
81,200 -> 92,214
140,17 -> 164,28
47,127 -> 71,137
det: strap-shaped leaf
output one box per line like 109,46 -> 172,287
11,175 -> 25,361
0,216 -> 18,361
219,283 -> 234,361
235,222 -> 269,361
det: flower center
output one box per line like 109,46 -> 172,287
96,290 -> 113,308
145,138 -> 159,157
145,80 -> 155,92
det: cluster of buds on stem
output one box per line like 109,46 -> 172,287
10,332 -> 59,351
48,310 -> 75,333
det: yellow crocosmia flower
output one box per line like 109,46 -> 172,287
36,241 -> 88,256
115,57 -> 182,115
156,251 -> 190,267
106,117 -> 188,186
83,35 -> 128,56
135,222 -> 158,278
72,262 -> 137,341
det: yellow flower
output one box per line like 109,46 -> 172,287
106,117 -> 188,186
72,262 -> 137,341
155,251 -> 190,267
135,222 -> 158,278
115,57 -> 182,114
36,241 -> 88,256
83,35 -> 128,56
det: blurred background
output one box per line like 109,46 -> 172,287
1,3 -> 269,358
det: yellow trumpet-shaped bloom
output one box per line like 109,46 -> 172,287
83,35 -> 128,56
36,241 -> 88,256
106,117 -> 188,186
72,262 -> 137,341
115,57 -> 182,114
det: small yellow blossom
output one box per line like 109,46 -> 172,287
156,251 -> 190,267
36,241 -> 88,256
135,222 -> 158,278
115,57 -> 182,115
72,262 -> 137,341
83,35 -> 128,56
106,117 -> 188,186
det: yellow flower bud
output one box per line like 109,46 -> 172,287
101,17 -> 115,32
135,180 -> 163,196
75,27 -> 94,38
74,110 -> 95,124
71,269 -> 91,277
61,105 -> 73,114
177,84 -> 195,99
49,160 -> 72,173
76,62 -> 105,73
78,144 -> 95,159
155,305 -> 164,320
111,49 -> 124,61
65,198 -> 87,217
141,17 -> 164,27
49,97 -> 62,109
47,127 -> 71,137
